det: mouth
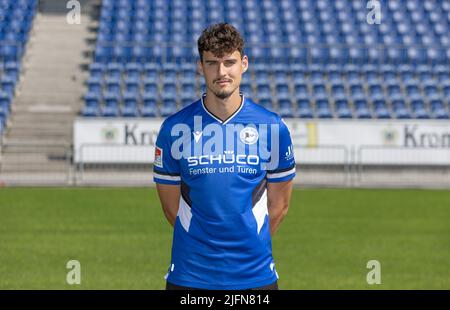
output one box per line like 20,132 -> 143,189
215,80 -> 231,86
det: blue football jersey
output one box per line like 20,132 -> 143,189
153,93 -> 296,289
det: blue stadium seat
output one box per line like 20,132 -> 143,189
240,83 -> 252,97
410,98 -> 430,119
4,61 -> 19,82
387,84 -> 403,100
335,98 -> 353,118
89,63 -> 105,79
275,84 -> 290,96
102,92 -> 120,117
95,45 -> 113,63
180,97 -> 193,108
161,83 -> 177,100
354,99 -> 372,119
392,99 -> 412,119
160,98 -> 178,116
278,98 -> 294,118
296,98 -> 314,118
331,84 -> 346,98
407,47 -> 427,65
106,63 -> 123,79
124,76 -> 139,93
125,62 -> 141,78
315,98 -> 333,118
0,115 -> 5,133
105,77 -> 121,95
349,84 -> 365,99
368,83 -> 384,100
430,99 -> 449,119
84,92 -> 101,107
1,76 -> 15,97
259,98 -> 274,111
81,104 -> 100,117
121,93 -> 139,117
312,83 -> 327,99
0,44 -> 23,62
163,68 -> 177,84
0,93 -> 10,118
255,72 -> 271,86
423,82 -> 438,98
86,76 -> 102,95
405,83 -> 421,98
256,84 -> 271,101
143,80 -> 158,95
373,99 -> 391,119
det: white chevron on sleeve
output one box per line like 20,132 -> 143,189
252,189 -> 268,234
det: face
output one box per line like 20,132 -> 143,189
198,50 -> 248,100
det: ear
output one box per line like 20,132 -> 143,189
241,55 -> 249,73
197,59 -> 204,76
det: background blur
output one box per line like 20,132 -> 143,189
0,0 -> 449,289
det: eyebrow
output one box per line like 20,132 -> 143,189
204,59 -> 238,64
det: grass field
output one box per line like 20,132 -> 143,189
0,187 -> 449,289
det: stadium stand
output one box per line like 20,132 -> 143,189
0,0 -> 448,188
82,0 -> 450,119
0,0 -> 37,133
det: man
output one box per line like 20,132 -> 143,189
153,23 -> 295,290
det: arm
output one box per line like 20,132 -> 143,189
156,183 -> 181,227
267,179 -> 293,236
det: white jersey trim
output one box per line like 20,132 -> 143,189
266,167 -> 296,179
200,92 -> 245,125
178,196 -> 192,232
154,172 -> 181,181
252,189 -> 268,235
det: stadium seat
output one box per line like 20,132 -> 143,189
392,99 -> 412,119
278,99 -> 294,118
335,99 -> 353,118
430,99 -> 449,119
102,92 -> 120,117
160,98 -> 178,116
296,99 -> 314,118
259,98 -> 274,111
354,99 -> 372,119
315,99 -> 333,118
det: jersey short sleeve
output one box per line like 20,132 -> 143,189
153,121 -> 181,185
266,118 -> 296,183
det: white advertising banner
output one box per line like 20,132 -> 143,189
283,120 -> 450,165
74,118 -> 163,163
74,118 -> 450,165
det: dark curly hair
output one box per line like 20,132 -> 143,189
197,23 -> 245,61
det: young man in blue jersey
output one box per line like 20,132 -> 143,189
153,23 -> 296,290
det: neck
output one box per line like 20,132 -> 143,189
203,89 -> 242,122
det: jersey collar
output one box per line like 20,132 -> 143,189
200,92 -> 245,125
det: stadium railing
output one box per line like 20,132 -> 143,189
73,143 -> 352,187
0,144 -> 73,186
356,145 -> 450,187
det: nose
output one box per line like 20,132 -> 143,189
217,63 -> 226,77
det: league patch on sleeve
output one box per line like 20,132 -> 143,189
154,146 -> 163,168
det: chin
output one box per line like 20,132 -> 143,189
219,87 -> 239,99
215,92 -> 232,100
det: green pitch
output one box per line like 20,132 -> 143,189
0,187 -> 448,289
